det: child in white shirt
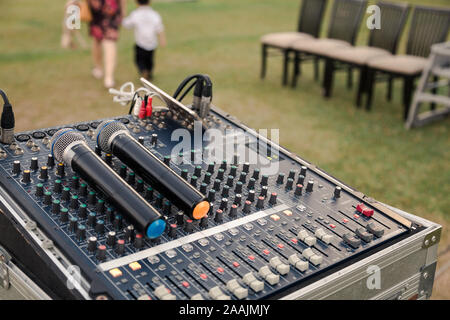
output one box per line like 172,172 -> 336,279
122,0 -> 166,80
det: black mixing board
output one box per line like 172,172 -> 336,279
0,84 -> 417,300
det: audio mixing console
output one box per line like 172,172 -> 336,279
0,79 -> 430,300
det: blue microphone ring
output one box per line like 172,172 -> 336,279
146,219 -> 166,239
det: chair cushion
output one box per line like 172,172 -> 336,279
323,46 -> 392,65
289,38 -> 351,56
260,32 -> 314,48
367,55 -> 428,75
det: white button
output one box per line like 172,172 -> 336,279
295,260 -> 309,272
209,286 -> 224,299
226,279 -> 241,292
258,266 -> 271,278
191,293 -> 204,300
288,254 -> 300,265
304,236 -> 316,246
234,287 -> 248,299
250,280 -> 264,292
322,234 -> 334,244
276,263 -> 290,275
154,285 -> 169,299
310,255 -> 323,266
315,228 -> 326,238
302,248 -> 314,259
217,294 -> 232,300
266,273 -> 280,285
269,257 -> 282,268
242,272 -> 256,285
297,229 -> 308,240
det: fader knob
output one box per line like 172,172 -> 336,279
60,208 -> 69,222
248,178 -> 255,189
71,176 -> 79,189
256,196 -> 265,209
217,169 -> 225,180
30,157 -> 38,171
79,183 -> 87,197
239,172 -> 247,183
222,185 -> 230,197
70,195 -> 79,209
56,163 -> 65,177
230,165 -> 237,177
107,231 -> 116,246
286,178 -> 294,190
243,162 -> 250,173
39,166 -> 48,180
47,154 -> 55,167
151,133 -> 158,145
234,194 -> 242,206
176,211 -> 184,225
119,165 -> 127,178
35,183 -> 44,197
43,191 -> 52,205
52,200 -> 60,214
88,212 -> 97,227
134,234 -> 144,249
213,179 -> 221,191
269,192 -> 277,205
200,183 -> 207,194
297,175 -> 305,185
220,198 -> 228,210
229,204 -> 238,218
145,187 -> 153,200
214,209 -> 223,223
235,181 -> 243,194
207,163 -> 215,173
168,224 -> 177,238
22,170 -> 31,184
95,220 -> 105,234
113,214 -> 123,230
194,166 -> 202,177
69,217 -> 78,233
334,186 -> 342,198
12,160 -> 20,175
247,190 -> 255,202
220,160 -> 227,170
184,219 -> 193,233
87,236 -> 97,252
203,172 -> 212,184
163,155 -> 171,166
306,180 -> 314,193
300,166 -> 307,176
276,173 -> 285,184
260,186 -> 268,197
88,191 -> 96,205
208,189 -> 216,202
53,179 -> 62,193
76,225 -> 86,241
295,184 -> 303,196
243,200 -> 251,214
124,224 -> 135,242
261,175 -> 268,186
136,179 -> 144,192
96,245 -> 106,260
62,187 -> 70,201
190,175 -> 198,187
115,239 -> 125,255
127,172 -> 135,185
252,169 -> 260,180
198,214 -> 208,228
226,175 -> 234,187
288,169 -> 296,180
181,169 -> 188,179
78,203 -> 87,219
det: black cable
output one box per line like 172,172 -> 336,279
173,74 -> 203,100
0,89 -> 15,144
178,80 -> 198,103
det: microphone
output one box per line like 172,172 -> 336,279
95,120 -> 210,220
50,128 -> 166,239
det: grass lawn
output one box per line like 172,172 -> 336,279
0,0 -> 449,298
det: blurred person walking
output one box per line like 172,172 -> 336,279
122,0 -> 166,80
88,0 -> 127,88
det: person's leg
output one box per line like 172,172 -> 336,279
102,39 -> 117,88
92,38 -> 103,79
147,50 -> 155,80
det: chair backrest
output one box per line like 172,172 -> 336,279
368,1 -> 410,54
297,0 -> 328,38
327,0 -> 367,44
406,5 -> 450,57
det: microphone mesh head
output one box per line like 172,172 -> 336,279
95,120 -> 127,153
50,128 -> 86,162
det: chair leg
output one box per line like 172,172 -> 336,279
365,69 -> 376,111
387,76 -> 393,101
261,44 -> 268,79
291,52 -> 301,88
323,59 -> 335,98
347,66 -> 353,89
356,66 -> 367,108
314,57 -> 320,82
430,75 -> 438,110
282,49 -> 290,86
403,76 -> 415,121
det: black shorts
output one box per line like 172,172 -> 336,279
135,45 -> 155,73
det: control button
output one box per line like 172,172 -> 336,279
154,285 -> 175,300
343,233 -> 361,249
306,180 -> 314,192
35,183 -> 44,197
243,200 -> 251,214
39,166 -> 48,180
47,154 -> 55,167
269,257 -> 290,275
226,279 -> 248,299
184,219 -> 193,233
334,186 -> 342,198
242,162 -> 250,173
30,157 -> 38,171
22,169 -> 31,184
276,173 -> 285,184
366,222 -> 384,238
242,272 -> 264,292
209,286 -> 229,300
56,162 -> 65,177
355,227 -> 373,243
304,236 -> 316,247
43,191 -> 52,205
87,236 -> 97,252
297,229 -> 309,241
256,196 -> 264,209
297,174 -> 305,185
214,209 -> 224,223
261,175 -> 268,186
12,160 -> 21,175
96,245 -> 106,261
258,266 -> 280,285
286,178 -> 294,190
356,203 -> 374,218
288,254 -> 309,272
109,268 -> 122,278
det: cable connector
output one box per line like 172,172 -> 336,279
0,89 -> 15,145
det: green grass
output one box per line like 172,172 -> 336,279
0,0 -> 449,296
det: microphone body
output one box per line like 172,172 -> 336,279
95,121 -> 210,220
51,129 -> 166,239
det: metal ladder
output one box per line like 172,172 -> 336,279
406,42 -> 450,129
